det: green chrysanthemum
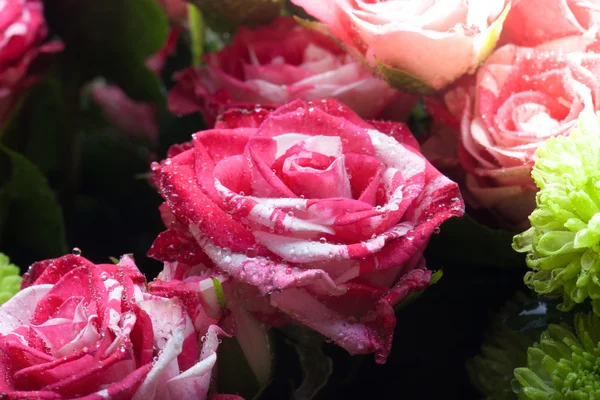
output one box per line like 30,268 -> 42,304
513,312 -> 600,399
0,253 -> 22,304
513,111 -> 600,314
467,292 -> 544,400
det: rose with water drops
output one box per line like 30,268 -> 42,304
0,254 -> 236,399
148,99 -> 463,363
423,43 -> 600,229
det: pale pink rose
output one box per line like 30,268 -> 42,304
502,0 -> 600,47
290,0 -> 510,93
169,17 -> 410,127
148,99 -> 464,363
0,254 -> 237,399
423,43 -> 600,228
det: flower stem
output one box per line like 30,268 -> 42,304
188,4 -> 205,67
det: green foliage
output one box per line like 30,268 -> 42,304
426,214 -> 525,268
0,144 -> 67,260
44,0 -> 169,105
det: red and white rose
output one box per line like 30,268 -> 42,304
0,254 -> 238,399
168,17 -> 410,127
148,99 -> 464,363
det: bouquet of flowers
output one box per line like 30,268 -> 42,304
3,0 -> 600,398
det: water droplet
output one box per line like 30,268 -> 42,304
433,227 -> 441,234
72,247 -> 82,256
245,247 -> 258,258
287,211 -> 294,217
319,237 -> 327,244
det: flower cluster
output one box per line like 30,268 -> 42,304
513,312 -> 600,398
14,0 -> 600,398
513,111 -> 600,313
416,0 -> 600,229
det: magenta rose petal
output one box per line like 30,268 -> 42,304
160,326 -> 228,399
190,225 -> 346,296
270,288 -> 395,362
0,0 -> 62,123
158,159 -> 259,253
21,255 -> 95,290
213,182 -> 335,237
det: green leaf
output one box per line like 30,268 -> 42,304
374,57 -> 437,95
0,145 -> 67,259
190,0 -> 284,29
21,71 -> 62,174
282,326 -> 333,400
210,277 -> 227,310
44,0 -> 168,105
425,215 -> 526,268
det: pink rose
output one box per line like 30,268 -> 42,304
0,254 -> 237,399
290,0 -> 510,93
424,44 -> 600,228
90,84 -> 160,144
168,17 -> 409,127
0,0 -> 62,123
502,0 -> 600,47
148,99 -> 464,363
